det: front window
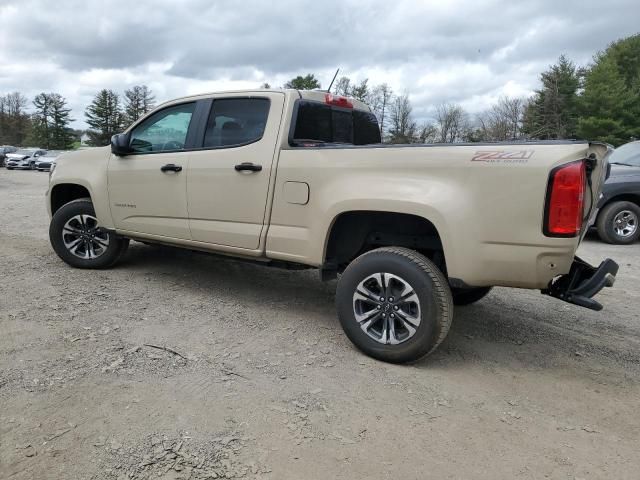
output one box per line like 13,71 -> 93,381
129,103 -> 195,153
15,149 -> 36,156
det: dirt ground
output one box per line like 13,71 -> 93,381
1,169 -> 639,480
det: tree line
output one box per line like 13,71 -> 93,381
0,85 -> 155,149
1,33 -> 637,149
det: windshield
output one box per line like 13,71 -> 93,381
14,149 -> 36,156
609,142 -> 640,166
43,151 -> 61,157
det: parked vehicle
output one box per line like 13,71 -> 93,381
594,141 -> 640,244
0,145 -> 18,167
35,150 -> 63,172
46,89 -> 618,363
5,148 -> 47,170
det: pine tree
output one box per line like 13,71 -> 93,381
124,85 -> 156,126
50,94 -> 75,149
577,34 -> 640,146
32,93 -> 53,148
522,55 -> 582,139
284,74 -> 321,90
85,89 -> 124,146
31,93 -> 74,149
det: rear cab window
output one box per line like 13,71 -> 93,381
291,100 -> 381,147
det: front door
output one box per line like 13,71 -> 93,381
108,102 -> 196,240
187,93 -> 285,249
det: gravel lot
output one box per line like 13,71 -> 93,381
1,169 -> 639,480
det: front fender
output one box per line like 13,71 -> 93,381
47,147 -> 114,228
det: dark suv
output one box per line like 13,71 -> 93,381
595,141 -> 640,244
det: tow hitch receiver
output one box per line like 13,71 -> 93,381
542,257 -> 619,311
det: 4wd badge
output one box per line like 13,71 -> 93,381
471,150 -> 534,163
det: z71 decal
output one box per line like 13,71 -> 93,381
471,150 -> 534,163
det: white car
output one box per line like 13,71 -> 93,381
35,150 -> 63,171
5,149 -> 47,170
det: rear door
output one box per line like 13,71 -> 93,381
108,101 -> 199,239
186,92 -> 285,249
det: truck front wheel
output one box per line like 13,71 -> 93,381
336,247 -> 453,363
49,199 -> 129,269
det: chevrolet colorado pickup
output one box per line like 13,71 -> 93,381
47,89 -> 618,363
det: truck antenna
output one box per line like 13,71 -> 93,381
327,68 -> 340,93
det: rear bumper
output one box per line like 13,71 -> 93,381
542,257 -> 618,311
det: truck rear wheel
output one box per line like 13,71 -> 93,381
49,199 -> 129,269
596,201 -> 640,245
451,287 -> 492,305
336,247 -> 453,363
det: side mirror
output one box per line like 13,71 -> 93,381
111,133 -> 132,156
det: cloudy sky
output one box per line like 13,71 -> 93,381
0,0 -> 637,128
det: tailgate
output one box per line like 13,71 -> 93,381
583,142 -> 614,239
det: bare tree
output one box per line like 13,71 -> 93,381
350,79 -> 369,102
434,103 -> 469,143
417,122 -> 438,143
333,77 -> 352,96
476,97 -> 527,141
369,83 -> 393,139
388,94 -> 417,144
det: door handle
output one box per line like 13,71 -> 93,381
161,163 -> 182,173
234,162 -> 262,172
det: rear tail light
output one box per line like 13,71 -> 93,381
544,160 -> 587,237
325,93 -> 353,109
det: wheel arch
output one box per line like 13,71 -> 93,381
50,183 -> 92,215
323,210 -> 448,275
599,193 -> 640,212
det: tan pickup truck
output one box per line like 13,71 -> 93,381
46,89 -> 618,363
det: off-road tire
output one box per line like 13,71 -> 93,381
336,247 -> 453,363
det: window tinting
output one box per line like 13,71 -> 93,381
292,101 -> 381,146
354,110 -> 382,145
293,102 -> 332,143
130,103 -> 195,153
203,98 -> 270,148
332,110 -> 354,144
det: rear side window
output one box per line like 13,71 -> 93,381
292,101 -> 381,146
204,98 -> 270,148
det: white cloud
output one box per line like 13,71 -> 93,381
0,0 -> 637,128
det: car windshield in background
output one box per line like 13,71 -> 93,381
14,149 -> 36,156
43,151 -> 62,157
609,142 -> 640,166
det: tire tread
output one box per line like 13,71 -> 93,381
342,246 -> 453,358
